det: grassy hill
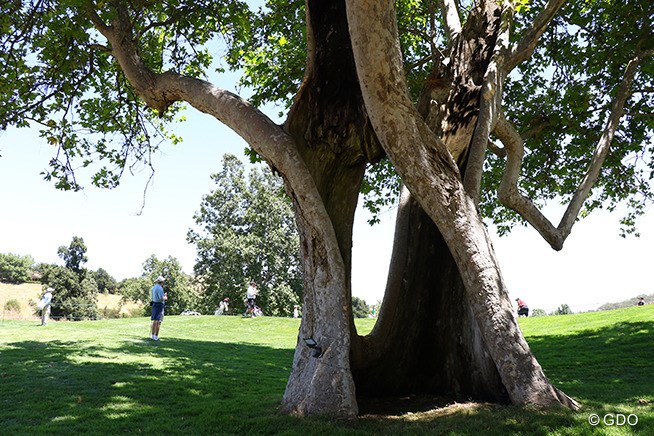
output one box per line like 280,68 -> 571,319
0,306 -> 652,434
518,306 -> 653,419
0,282 -> 140,320
0,282 -> 42,319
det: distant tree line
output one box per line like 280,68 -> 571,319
524,295 -> 653,318
598,294 -> 654,311
1,156 -> 381,319
527,304 -> 574,317
0,253 -> 34,283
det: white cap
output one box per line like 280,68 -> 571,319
155,276 -> 165,283
46,287 -> 54,293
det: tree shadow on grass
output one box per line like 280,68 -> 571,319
522,320 -> 654,433
0,338 -> 297,434
1,321 -> 652,434
526,321 -> 654,405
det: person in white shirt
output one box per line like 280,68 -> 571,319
244,281 -> 258,316
150,276 -> 167,340
40,287 -> 54,326
215,298 -> 230,315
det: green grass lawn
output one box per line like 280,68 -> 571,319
1,306 -> 652,435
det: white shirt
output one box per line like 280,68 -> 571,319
42,291 -> 52,307
246,286 -> 258,299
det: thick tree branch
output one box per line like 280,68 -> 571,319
505,0 -> 567,72
83,3 -> 346,281
496,54 -> 644,250
488,139 -> 506,158
463,1 -> 514,202
494,112 -> 562,247
86,2 -> 168,112
439,0 -> 462,45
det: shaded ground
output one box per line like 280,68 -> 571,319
358,394 -> 457,416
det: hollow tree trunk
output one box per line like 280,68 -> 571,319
352,187 -> 507,402
282,0 -> 578,417
346,0 -> 578,409
351,0 -> 507,403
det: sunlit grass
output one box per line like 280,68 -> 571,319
1,306 -> 652,434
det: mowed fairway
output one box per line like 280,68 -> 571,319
1,307 -> 653,434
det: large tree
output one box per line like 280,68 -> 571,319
2,0 -> 653,417
57,236 -> 88,275
188,154 -> 302,316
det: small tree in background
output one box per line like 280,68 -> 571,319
4,299 -> 21,313
57,236 -> 88,276
531,309 -> 547,317
351,297 -> 370,319
553,304 -> 573,316
0,253 -> 34,284
95,268 -> 118,294
118,276 -> 151,315
38,237 -> 100,320
39,264 -> 98,320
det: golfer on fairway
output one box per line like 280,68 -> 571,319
150,275 -> 167,341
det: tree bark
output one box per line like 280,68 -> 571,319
346,0 -> 578,409
352,186 -> 507,402
280,0 -> 382,417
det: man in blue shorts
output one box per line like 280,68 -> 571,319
150,276 -> 167,340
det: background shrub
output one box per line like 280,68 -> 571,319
4,299 -> 21,313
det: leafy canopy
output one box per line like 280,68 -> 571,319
484,0 -> 654,235
1,0 -> 653,233
1,0 -> 252,190
0,253 -> 34,284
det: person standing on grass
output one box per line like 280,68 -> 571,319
244,281 -> 258,316
516,298 -> 529,317
150,276 -> 167,341
215,298 -> 230,315
39,287 -> 54,326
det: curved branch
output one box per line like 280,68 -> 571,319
463,2 -> 514,202
505,0 -> 567,72
495,112 -> 562,247
496,53 -> 644,250
83,2 -> 345,279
